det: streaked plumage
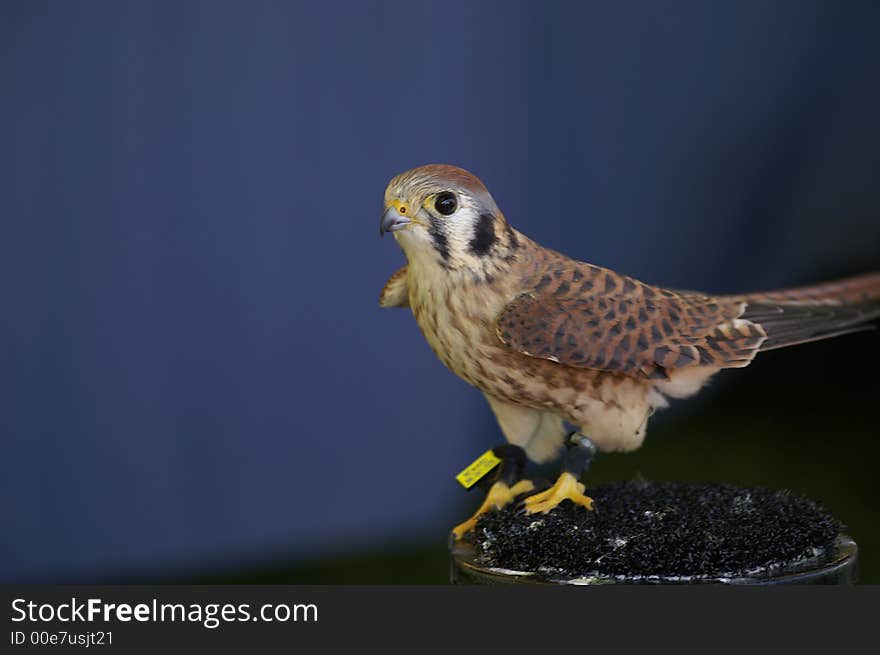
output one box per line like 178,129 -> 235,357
379,164 -> 880,464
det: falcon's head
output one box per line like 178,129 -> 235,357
380,165 -> 520,274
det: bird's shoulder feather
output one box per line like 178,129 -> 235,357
379,265 -> 409,308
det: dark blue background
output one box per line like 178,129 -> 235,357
2,1 -> 878,582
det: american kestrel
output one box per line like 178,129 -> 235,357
378,164 -> 880,538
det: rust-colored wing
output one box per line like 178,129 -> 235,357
495,260 -> 768,380
497,259 -> 880,380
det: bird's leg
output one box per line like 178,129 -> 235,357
524,433 -> 597,514
451,444 -> 535,540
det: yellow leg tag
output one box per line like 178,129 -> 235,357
455,449 -> 502,489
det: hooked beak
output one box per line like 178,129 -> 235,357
379,206 -> 411,237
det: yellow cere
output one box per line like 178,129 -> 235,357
455,449 -> 502,489
390,199 -> 411,215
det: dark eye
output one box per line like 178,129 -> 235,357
434,192 -> 457,216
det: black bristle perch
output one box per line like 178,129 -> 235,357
453,481 -> 856,584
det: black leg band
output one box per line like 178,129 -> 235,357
563,433 -> 598,478
472,444 -> 528,492
492,444 -> 528,487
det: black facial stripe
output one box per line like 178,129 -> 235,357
503,220 -> 519,249
469,212 -> 497,256
428,215 -> 450,261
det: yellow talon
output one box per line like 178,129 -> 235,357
452,479 -> 535,539
524,472 -> 594,514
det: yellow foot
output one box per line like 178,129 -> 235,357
451,479 -> 535,540
524,472 -> 594,514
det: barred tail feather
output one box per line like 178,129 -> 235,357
736,272 -> 880,352
741,271 -> 880,306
